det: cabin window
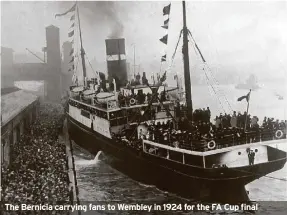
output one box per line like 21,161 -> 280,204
169,151 -> 183,163
81,110 -> 90,118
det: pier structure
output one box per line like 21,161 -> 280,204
1,87 -> 40,168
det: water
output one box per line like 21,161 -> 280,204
73,84 -> 287,214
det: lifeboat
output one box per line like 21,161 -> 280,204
95,92 -> 116,104
71,86 -> 84,92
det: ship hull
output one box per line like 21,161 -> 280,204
67,115 -> 286,203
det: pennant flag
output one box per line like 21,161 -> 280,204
163,4 -> 171,16
55,3 -> 76,18
161,25 -> 168,30
68,30 -> 74,37
70,15 -> 75,21
70,23 -> 75,28
161,54 -> 166,62
70,48 -> 74,56
69,56 -> 74,63
237,91 -> 251,102
161,18 -> 169,29
159,34 -> 168,44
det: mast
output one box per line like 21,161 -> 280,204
182,1 -> 193,121
133,44 -> 136,78
76,5 -> 87,87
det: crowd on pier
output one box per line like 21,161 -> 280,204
2,103 -> 69,206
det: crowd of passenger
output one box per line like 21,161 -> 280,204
116,107 -> 287,151
2,103 -> 69,206
118,90 -> 169,107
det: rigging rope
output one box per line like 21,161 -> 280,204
186,31 -> 226,114
85,53 -> 98,77
187,30 -> 233,113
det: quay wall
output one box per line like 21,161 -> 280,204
60,119 -> 81,215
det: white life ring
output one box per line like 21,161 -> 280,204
130,98 -> 136,105
275,130 -> 284,139
207,140 -> 216,150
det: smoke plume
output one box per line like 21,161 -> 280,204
78,1 -> 125,38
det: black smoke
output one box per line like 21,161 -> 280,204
58,1 -> 126,38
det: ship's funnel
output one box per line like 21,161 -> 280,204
105,38 -> 127,90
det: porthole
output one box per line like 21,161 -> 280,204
238,152 -> 241,155
255,149 -> 258,153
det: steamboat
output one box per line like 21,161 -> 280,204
58,1 -> 287,202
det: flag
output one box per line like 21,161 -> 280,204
159,34 -> 168,44
161,54 -> 166,62
69,56 -> 74,63
70,15 -> 75,21
70,23 -> 75,28
161,18 -> 169,29
161,25 -> 168,30
70,49 -> 74,56
55,3 -> 76,18
68,30 -> 74,37
237,91 -> 251,102
163,4 -> 171,16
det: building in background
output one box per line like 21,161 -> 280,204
45,25 -> 62,101
1,25 -> 62,102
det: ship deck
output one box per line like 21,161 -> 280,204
144,138 -> 287,156
70,96 -> 174,112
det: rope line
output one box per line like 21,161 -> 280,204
187,30 -> 233,114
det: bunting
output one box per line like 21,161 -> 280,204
161,54 -> 166,62
160,34 -> 168,45
68,30 -> 74,37
161,18 -> 169,29
55,2 -> 77,77
159,3 -> 171,64
69,56 -> 74,63
163,4 -> 171,16
55,3 -> 76,18
70,15 -> 75,21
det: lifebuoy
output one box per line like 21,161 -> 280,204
130,98 -> 136,105
275,130 -> 283,139
207,140 -> 216,150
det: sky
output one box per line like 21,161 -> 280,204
1,0 -> 287,85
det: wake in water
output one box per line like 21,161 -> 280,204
74,151 -> 102,166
